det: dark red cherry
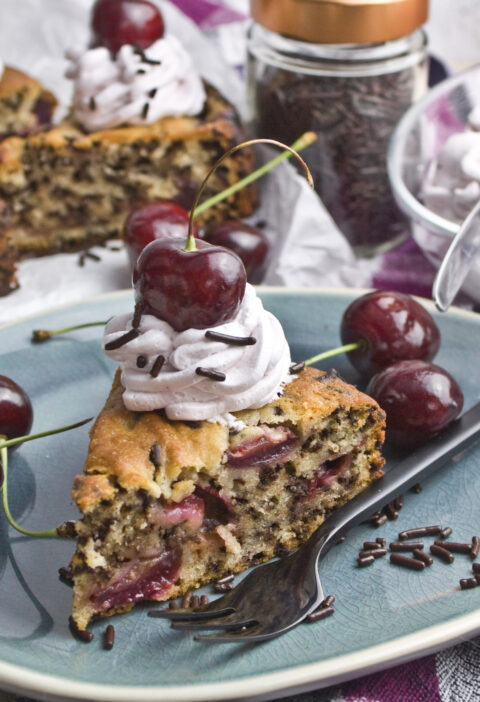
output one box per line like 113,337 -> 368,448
341,291 -> 440,377
204,221 -> 269,284
133,237 -> 247,331
91,0 -> 164,54
123,201 -> 199,269
366,360 -> 463,449
0,375 -> 33,451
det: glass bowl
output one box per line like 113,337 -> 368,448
388,63 -> 480,303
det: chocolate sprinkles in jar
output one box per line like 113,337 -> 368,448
247,0 -> 429,256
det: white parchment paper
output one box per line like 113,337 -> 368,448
0,0 -> 375,325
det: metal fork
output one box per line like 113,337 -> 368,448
149,401 -> 480,643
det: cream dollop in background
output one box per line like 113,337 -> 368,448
422,111 -> 480,223
66,35 -> 206,131
103,284 -> 292,424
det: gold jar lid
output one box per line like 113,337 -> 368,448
250,0 -> 429,44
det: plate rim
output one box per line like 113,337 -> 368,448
1,287 -> 480,702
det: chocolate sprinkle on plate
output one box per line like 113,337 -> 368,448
460,578 -> 478,590
390,553 -> 425,571
205,330 -> 257,346
289,361 -> 305,374
471,536 -> 480,559
430,544 -> 455,563
390,541 -> 424,552
69,616 -> 93,643
104,624 -> 115,650
306,606 -> 334,623
413,548 -> 433,566
398,525 -> 442,540
196,367 -> 226,381
433,540 -> 470,554
440,526 -> 453,539
357,555 -> 375,568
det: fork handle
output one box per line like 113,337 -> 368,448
305,400 -> 480,560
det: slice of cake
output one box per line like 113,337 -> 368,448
0,38 -> 255,257
69,366 -> 384,631
0,65 -> 56,140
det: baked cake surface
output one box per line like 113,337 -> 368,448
0,84 -> 255,257
0,66 -> 56,140
69,366 -> 385,631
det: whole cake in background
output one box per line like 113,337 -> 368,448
0,0 -> 255,268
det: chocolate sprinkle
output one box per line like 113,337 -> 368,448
136,355 -> 148,368
205,330 -> 256,346
471,536 -> 480,559
460,578 -> 478,590
149,88 -> 158,99
357,555 -> 375,568
433,540 -> 471,554
89,96 -> 96,111
430,544 -> 454,563
321,595 -> 335,608
390,541 -> 424,552
69,616 -> 93,643
181,592 -> 192,608
104,624 -> 115,650
473,563 -> 480,574
169,601 -> 179,610
363,541 -> 381,550
105,328 -> 139,350
390,553 -> 425,571
131,302 -> 143,329
413,548 -> 433,566
196,367 -> 226,382
200,595 -> 209,606
306,606 -> 334,623
142,102 -> 150,119
359,548 -> 387,559
411,483 -> 423,494
289,361 -> 305,374
58,567 -> 74,587
374,514 -> 388,528
214,581 -> 234,593
376,537 -> 387,547
150,355 -> 165,377
440,526 -> 453,539
398,526 -> 442,540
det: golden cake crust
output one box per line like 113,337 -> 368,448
0,66 -> 57,107
73,367 -> 385,514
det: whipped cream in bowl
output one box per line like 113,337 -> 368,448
103,284 -> 292,426
66,34 -> 206,132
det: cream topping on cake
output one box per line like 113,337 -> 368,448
103,284 -> 292,424
0,60 -> 4,82
422,109 -> 480,223
66,35 -> 206,132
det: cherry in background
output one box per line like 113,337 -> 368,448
91,0 -> 165,54
205,221 -> 269,284
0,376 -> 33,452
341,291 -> 441,377
123,201 -> 199,269
366,360 -> 464,449
134,237 -> 247,332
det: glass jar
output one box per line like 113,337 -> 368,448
247,0 -> 429,257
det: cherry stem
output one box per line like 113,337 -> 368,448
32,321 -> 107,343
185,132 -> 317,252
304,340 -> 364,367
0,418 -> 92,539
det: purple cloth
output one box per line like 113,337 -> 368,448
168,0 -> 246,29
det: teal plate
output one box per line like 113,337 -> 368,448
1,288 -> 480,702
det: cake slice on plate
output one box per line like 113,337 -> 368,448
68,278 -> 385,632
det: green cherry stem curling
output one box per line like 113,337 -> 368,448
185,134 -> 316,253
0,417 -> 92,538
32,321 -> 107,343
304,340 -> 365,367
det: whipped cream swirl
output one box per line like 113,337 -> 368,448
66,35 -> 206,132
422,109 -> 480,223
103,285 -> 292,424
